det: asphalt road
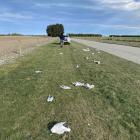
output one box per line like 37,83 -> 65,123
72,38 -> 140,64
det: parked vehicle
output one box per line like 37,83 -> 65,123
63,35 -> 71,44
60,35 -> 71,44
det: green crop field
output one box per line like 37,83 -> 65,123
0,41 -> 140,140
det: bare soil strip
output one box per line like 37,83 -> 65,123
0,36 -> 54,65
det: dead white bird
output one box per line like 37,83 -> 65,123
76,65 -> 79,68
47,95 -> 54,102
60,85 -> 71,90
88,123 -> 91,126
84,83 -> 95,89
51,122 -> 71,135
92,53 -> 94,55
59,52 -> 63,55
94,60 -> 101,64
83,48 -> 90,52
86,57 -> 89,60
35,70 -> 42,74
72,82 -> 85,87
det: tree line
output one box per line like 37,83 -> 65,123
0,33 -> 23,36
109,35 -> 140,37
46,24 -> 64,37
69,33 -> 102,37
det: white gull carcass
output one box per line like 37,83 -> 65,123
76,65 -> 79,68
84,83 -> 95,89
94,60 -> 101,64
60,85 -> 71,90
83,48 -> 90,52
51,122 -> 71,135
47,95 -> 54,102
72,82 -> 85,87
35,70 -> 42,74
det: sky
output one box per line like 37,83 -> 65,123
0,0 -> 140,35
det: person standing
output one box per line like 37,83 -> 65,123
59,34 -> 64,47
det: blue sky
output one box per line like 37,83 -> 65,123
0,0 -> 140,35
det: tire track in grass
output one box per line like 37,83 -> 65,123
69,42 -> 108,138
68,42 -> 132,139
72,42 -> 140,139
43,43 -> 99,139
48,43 -> 104,137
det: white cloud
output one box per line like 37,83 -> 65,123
33,1 -> 101,11
33,0 -> 140,12
89,23 -> 140,29
0,12 -> 33,22
33,2 -> 70,8
100,0 -> 140,10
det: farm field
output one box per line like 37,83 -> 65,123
0,41 -> 140,140
0,36 -> 52,57
76,37 -> 140,48
0,36 -> 54,65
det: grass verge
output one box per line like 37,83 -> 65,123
0,41 -> 140,140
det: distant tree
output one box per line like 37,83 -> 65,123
46,24 -> 64,37
46,25 -> 51,36
10,33 -> 23,36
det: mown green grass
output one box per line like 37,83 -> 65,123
0,41 -> 140,140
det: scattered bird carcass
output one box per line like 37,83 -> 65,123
60,85 -> 71,90
72,82 -> 85,87
94,60 -> 101,64
83,48 -> 90,52
35,70 -> 42,74
76,65 -> 79,68
73,82 -> 95,90
84,83 -> 95,89
88,123 -> 91,126
47,95 -> 54,102
51,122 -> 71,135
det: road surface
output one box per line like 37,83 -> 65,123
72,38 -> 140,64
